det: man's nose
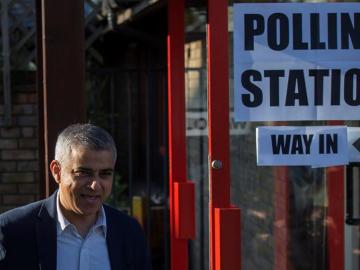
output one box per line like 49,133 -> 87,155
89,179 -> 101,190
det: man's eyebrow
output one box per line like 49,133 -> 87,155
73,167 -> 93,171
100,168 -> 114,172
72,167 -> 114,172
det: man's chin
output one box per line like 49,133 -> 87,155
77,203 -> 102,216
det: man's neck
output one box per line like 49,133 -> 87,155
60,205 -> 98,238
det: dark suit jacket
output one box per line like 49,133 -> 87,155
0,191 -> 151,270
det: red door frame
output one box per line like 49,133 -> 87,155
167,1 -> 195,270
168,2 -> 345,270
207,1 -> 241,270
167,1 -> 241,269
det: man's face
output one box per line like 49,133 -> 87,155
50,146 -> 115,219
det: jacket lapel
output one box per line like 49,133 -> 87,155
106,208 -> 127,270
36,192 -> 57,270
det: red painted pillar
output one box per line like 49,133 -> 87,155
167,1 -> 195,270
326,122 -> 344,270
274,167 -> 289,270
207,1 -> 241,270
327,165 -> 345,270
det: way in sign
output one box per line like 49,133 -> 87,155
271,133 -> 338,155
257,126 -> 348,167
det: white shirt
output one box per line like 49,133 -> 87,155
56,194 -> 111,270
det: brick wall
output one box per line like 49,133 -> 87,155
0,72 -> 39,213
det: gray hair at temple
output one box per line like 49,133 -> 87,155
54,123 -> 117,164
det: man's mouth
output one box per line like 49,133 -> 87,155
81,194 -> 101,202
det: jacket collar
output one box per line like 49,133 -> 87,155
35,192 -> 126,270
36,192 -> 57,270
105,206 -> 124,270
36,191 -> 57,270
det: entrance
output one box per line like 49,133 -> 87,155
169,0 -> 358,269
29,0 -> 360,269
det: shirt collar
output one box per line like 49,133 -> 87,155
56,192 -> 107,236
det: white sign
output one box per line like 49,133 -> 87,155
186,111 -> 250,136
234,3 -> 360,122
256,126 -> 348,167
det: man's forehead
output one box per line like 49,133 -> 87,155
65,146 -> 115,165
69,145 -> 113,156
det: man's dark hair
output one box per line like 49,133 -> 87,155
54,123 -> 117,163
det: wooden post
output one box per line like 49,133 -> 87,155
39,0 -> 86,197
1,0 -> 12,126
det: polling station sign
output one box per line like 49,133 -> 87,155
256,126 -> 348,167
234,3 -> 360,121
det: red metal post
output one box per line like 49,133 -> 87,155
167,1 -> 195,269
214,208 -> 241,270
207,1 -> 241,270
327,165 -> 344,270
326,122 -> 344,270
274,167 -> 290,270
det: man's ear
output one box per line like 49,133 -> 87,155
50,160 -> 61,184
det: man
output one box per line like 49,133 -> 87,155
0,123 -> 151,270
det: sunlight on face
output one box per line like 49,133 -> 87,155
58,147 -> 115,219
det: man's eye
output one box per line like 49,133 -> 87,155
100,171 -> 113,177
74,171 -> 91,177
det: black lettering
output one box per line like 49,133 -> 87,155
241,70 -> 263,107
331,69 -> 341,105
271,134 -> 291,154
309,69 -> 329,106
244,14 -> 264,50
268,13 -> 289,51
344,68 -> 360,106
310,13 -> 326,49
187,119 -> 194,130
195,118 -> 207,130
303,134 -> 313,154
293,14 -> 308,50
319,134 -> 324,154
285,70 -> 308,106
264,70 -> 285,106
328,13 -> 338,49
326,134 -> 338,154
341,13 -> 360,49
291,135 -> 304,154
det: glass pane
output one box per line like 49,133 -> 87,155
185,4 -> 208,270
229,0 -> 360,269
186,0 -> 360,269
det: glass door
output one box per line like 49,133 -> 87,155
185,0 -> 359,269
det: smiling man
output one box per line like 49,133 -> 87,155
0,123 -> 151,270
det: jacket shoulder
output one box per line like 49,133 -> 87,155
0,199 -> 45,226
